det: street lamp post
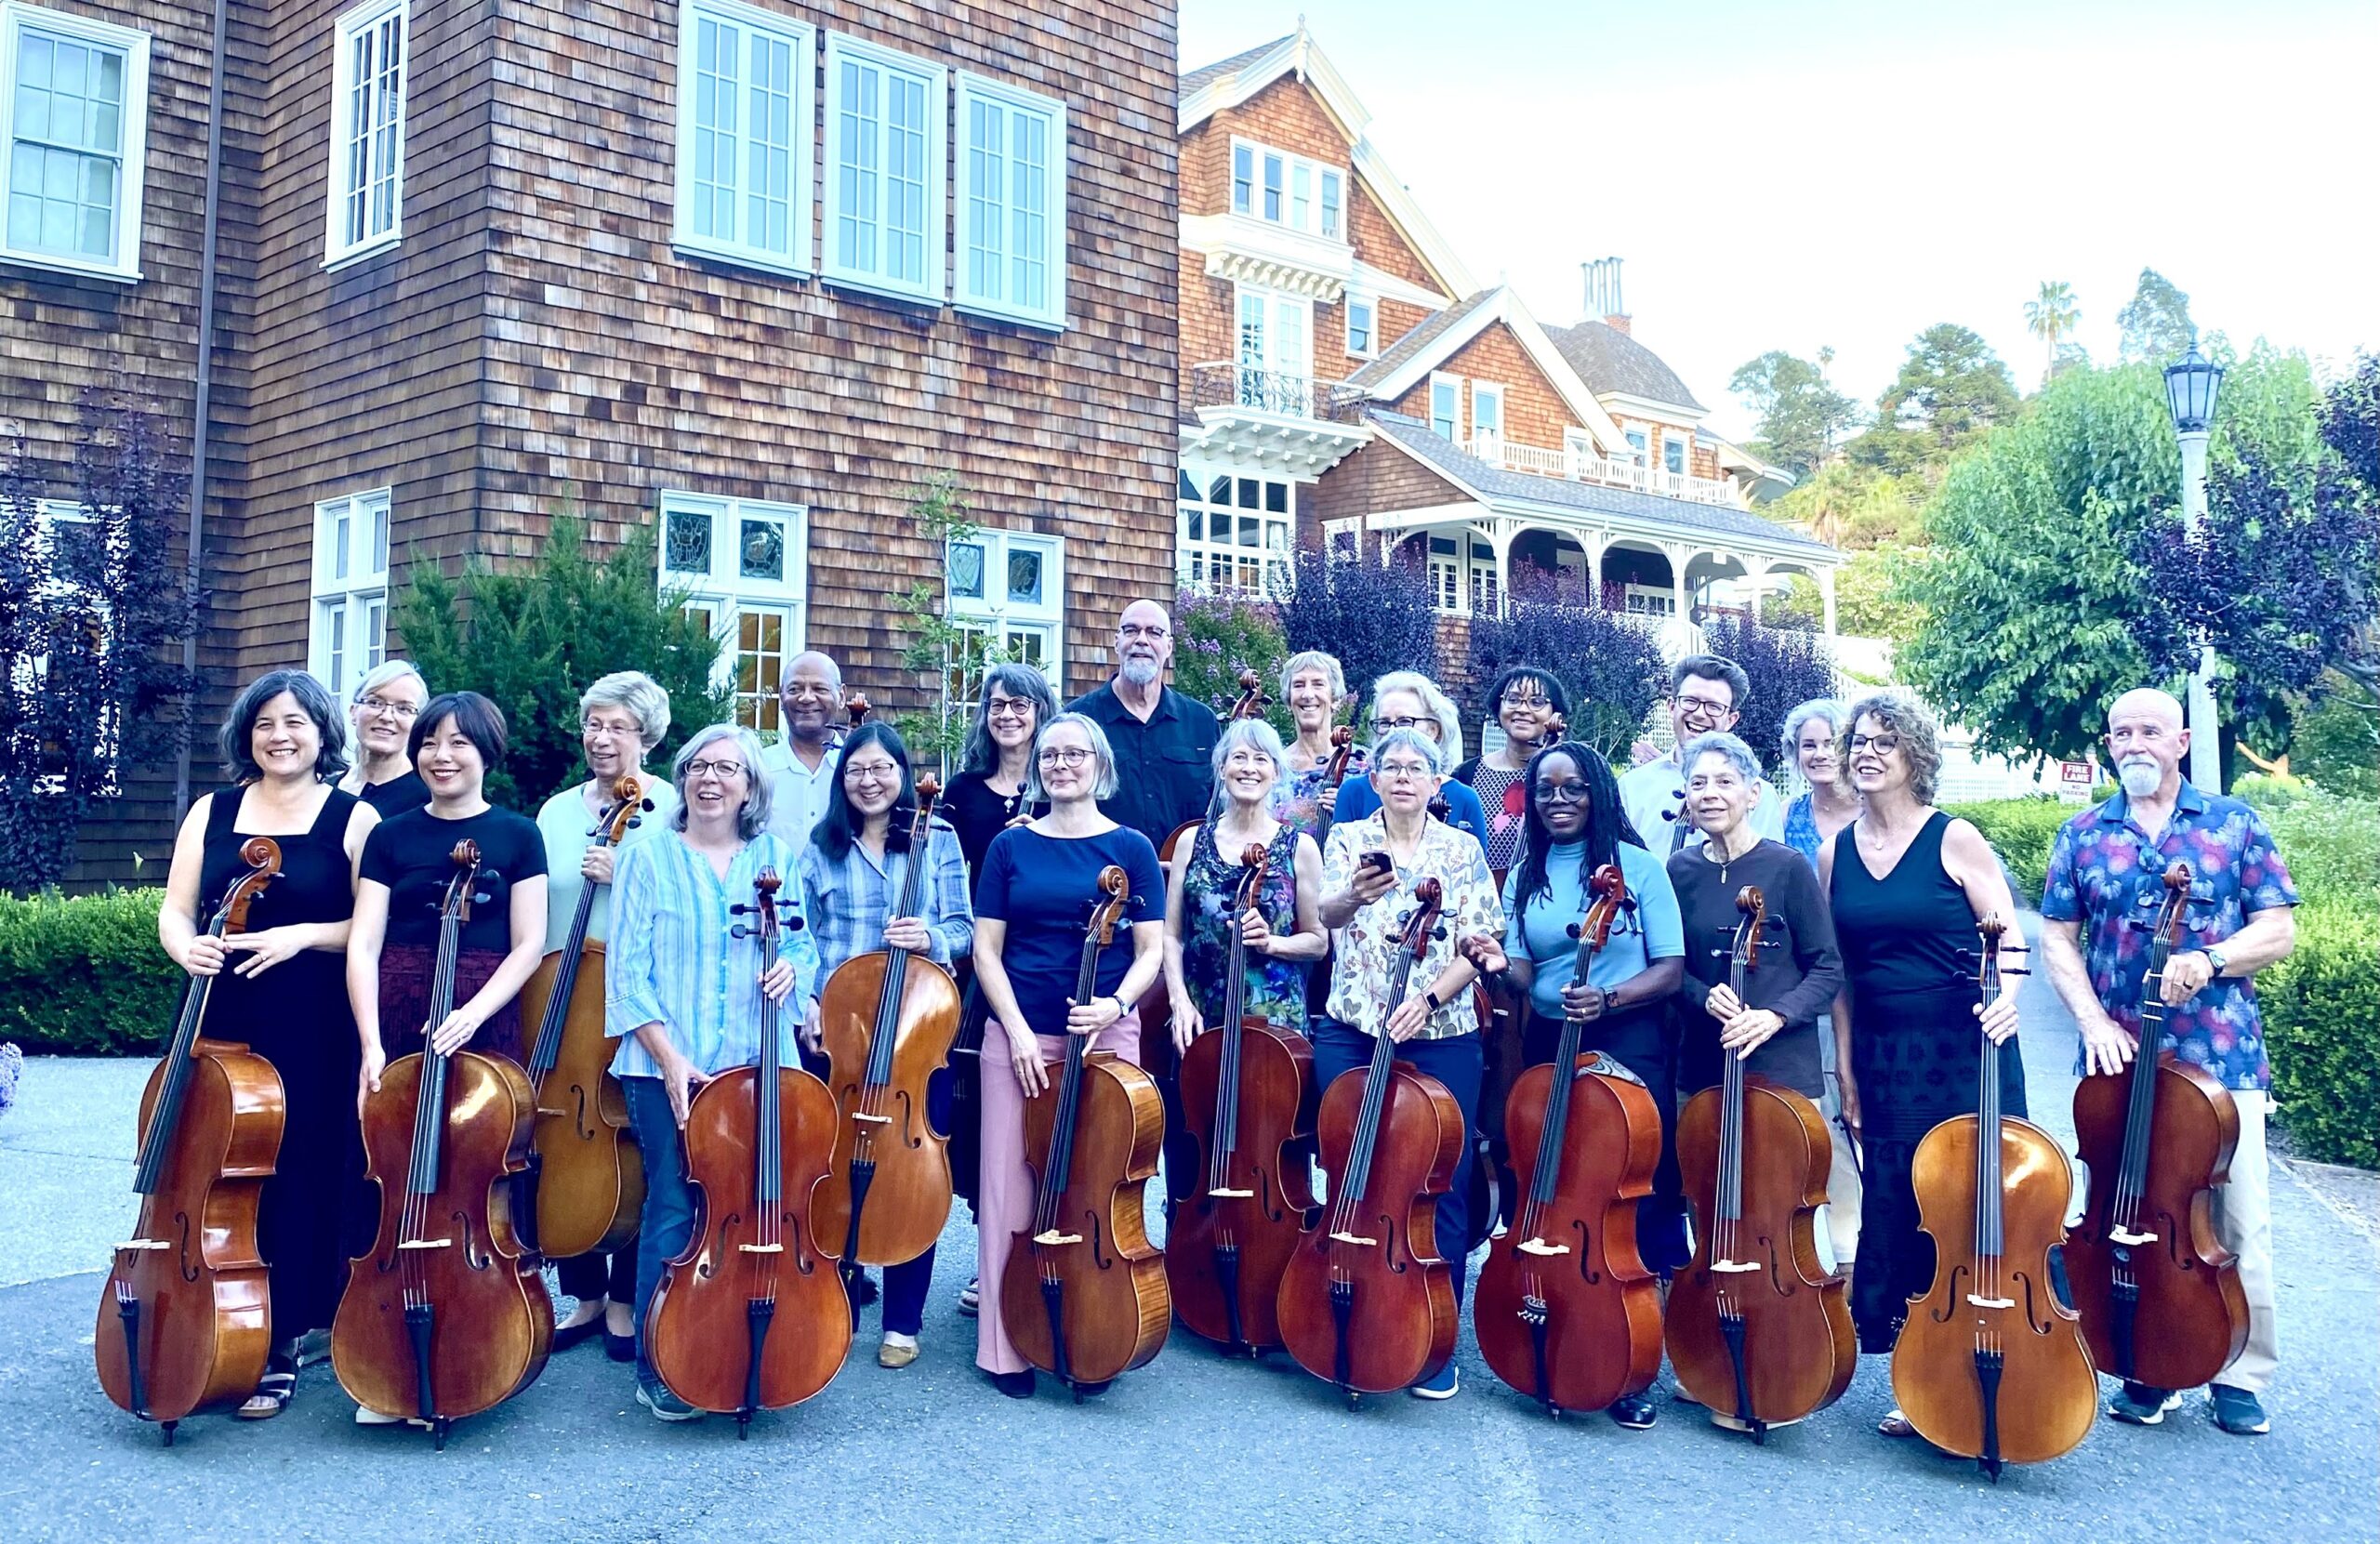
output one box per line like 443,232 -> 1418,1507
2163,338 -> 2225,794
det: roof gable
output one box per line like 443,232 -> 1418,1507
1543,321 -> 1705,415
1346,288 -> 1628,452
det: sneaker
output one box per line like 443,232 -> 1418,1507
958,1277 -> 981,1317
2108,1382 -> 2183,1425
2209,1384 -> 2270,1435
636,1378 -> 706,1422
878,1333 -> 920,1370
1608,1392 -> 1658,1430
1408,1362 -> 1460,1400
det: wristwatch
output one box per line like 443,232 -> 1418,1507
2203,946 -> 2229,978
1107,995 -> 1130,1023
1422,988 -> 1443,1012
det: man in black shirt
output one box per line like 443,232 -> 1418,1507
1066,600 -> 1220,852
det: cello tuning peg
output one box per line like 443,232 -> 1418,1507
1565,922 -> 1583,940
730,923 -> 754,941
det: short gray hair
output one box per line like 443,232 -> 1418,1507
1680,732 -> 1762,787
1211,717 -> 1289,782
1024,712 -> 1121,802
350,658 -> 426,706
1370,670 -> 1464,765
1279,650 -> 1348,706
1843,689 -> 1943,806
1779,698 -> 1843,760
961,662 -> 1060,775
1371,726 -> 1446,778
670,723 -> 774,839
581,670 -> 671,750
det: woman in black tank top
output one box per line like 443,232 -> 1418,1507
1821,693 -> 2026,1398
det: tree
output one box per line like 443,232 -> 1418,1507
2116,268 -> 2196,365
0,387 -> 198,891
393,514 -> 732,810
2024,280 -> 2081,384
1874,323 -> 2021,460
885,472 -> 983,773
1277,548 -> 1443,713
1462,572 -> 1663,761
1726,348 -> 1861,479
1699,614 -> 1838,776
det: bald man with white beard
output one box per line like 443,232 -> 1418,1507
2038,687 -> 2300,1437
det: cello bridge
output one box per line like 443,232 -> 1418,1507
851,1113 -> 892,1126
115,1239 -> 173,1252
2108,1226 -> 2159,1247
1712,1260 -> 1762,1273
1328,1230 -> 1379,1247
1207,1187 -> 1255,1199
1965,1292 -> 2016,1310
1032,1230 -> 1083,1247
1516,1238 -> 1570,1258
397,1238 -> 454,1251
737,1243 -> 786,1254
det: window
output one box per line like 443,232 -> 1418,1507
1319,170 -> 1341,238
1289,163 -> 1309,230
1564,428 -> 1596,477
671,0 -> 813,275
1177,471 -> 1292,598
1428,373 -> 1461,439
1344,295 -> 1376,359
1230,143 -> 1251,214
1623,429 -> 1649,464
310,490 -> 391,700
1471,382 -> 1504,448
1234,285 -> 1312,414
2,4 -> 151,281
1422,534 -> 1498,615
945,527 -> 1064,706
656,493 -> 808,732
1664,434 -> 1690,477
1261,152 -> 1281,221
822,33 -> 945,303
955,72 -> 1065,329
1226,138 -> 1346,240
1623,584 -> 1676,618
324,0 -> 406,266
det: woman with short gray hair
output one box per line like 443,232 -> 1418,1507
337,658 -> 431,815
1779,698 -> 1859,868
1329,673 -> 1490,850
1278,650 -> 1364,836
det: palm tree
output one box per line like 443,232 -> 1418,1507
2024,281 -> 2080,384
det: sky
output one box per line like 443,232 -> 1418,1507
1179,0 -> 2380,442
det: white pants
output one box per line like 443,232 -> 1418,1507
2213,1090 -> 2279,1394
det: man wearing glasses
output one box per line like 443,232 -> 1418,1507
759,651 -> 850,853
1066,600 -> 1221,851
1618,655 -> 1783,854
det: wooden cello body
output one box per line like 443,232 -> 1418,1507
1170,843 -> 1317,1354
334,841 -> 549,1448
1473,865 -> 1664,1416
97,838 -> 288,1444
646,870 -> 848,1432
813,779 -> 963,1284
1278,878 -> 1463,1403
516,773 -> 651,1262
1892,917 -> 2096,1478
1666,885 -> 1855,1438
2067,861 -> 2248,1391
1002,865 -> 1169,1395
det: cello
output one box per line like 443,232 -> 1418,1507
1170,842 -> 1317,1355
1472,864 -> 1663,1418
1001,864 -> 1169,1398
1667,885 -> 1856,1440
334,841 -> 549,1449
516,773 -> 652,1262
1311,724 -> 1357,846
645,869 -> 848,1434
98,838 -> 286,1445
813,777 -> 964,1307
2067,861 -> 2248,1391
1893,917 -> 2096,1479
1277,878 -> 1464,1405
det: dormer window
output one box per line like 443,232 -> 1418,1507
1664,434 -> 1689,476
1228,138 -> 1346,240
1232,144 -> 1252,214
1320,171 -> 1342,238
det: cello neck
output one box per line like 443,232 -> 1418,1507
529,875 -> 602,1083
408,903 -> 466,1199
1974,943 -> 2004,1263
1033,904 -> 1114,1234
756,923 -> 782,1211
134,911 -> 233,1195
1719,953 -> 1749,1230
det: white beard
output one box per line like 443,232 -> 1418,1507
2118,759 -> 2163,798
1120,657 -> 1160,687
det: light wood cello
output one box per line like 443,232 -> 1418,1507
97,838 -> 287,1445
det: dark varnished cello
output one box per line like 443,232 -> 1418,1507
1278,877 -> 1464,1405
516,772 -> 652,1262
1311,724 -> 1357,847
646,869 -> 848,1434
1170,842 -> 1317,1355
1893,917 -> 2096,1479
334,841 -> 549,1448
98,838 -> 287,1445
813,777 -> 964,1305
2067,861 -> 2248,1392
1002,864 -> 1169,1398
1472,864 -> 1663,1417
1667,885 -> 1855,1440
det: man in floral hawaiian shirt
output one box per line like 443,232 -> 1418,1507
2040,688 -> 2299,1437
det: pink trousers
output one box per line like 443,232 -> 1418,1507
974,1019 -> 1144,1375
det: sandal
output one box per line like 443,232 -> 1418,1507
237,1353 -> 298,1419
1878,1408 -> 1916,1438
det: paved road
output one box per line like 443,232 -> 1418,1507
3,921 -> 2373,1544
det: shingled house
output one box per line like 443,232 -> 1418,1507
3,0 -> 1179,883
1175,27 -> 1834,640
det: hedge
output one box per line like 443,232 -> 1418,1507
0,888 -> 183,1055
1943,794 -> 2071,902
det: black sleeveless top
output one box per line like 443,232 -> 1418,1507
196,784 -> 363,1035
1830,812 -> 1972,1004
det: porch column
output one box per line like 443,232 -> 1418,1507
1742,556 -> 1774,620
1665,542 -> 1692,623
1584,530 -> 1606,608
1820,566 -> 1839,637
1488,521 -> 1516,619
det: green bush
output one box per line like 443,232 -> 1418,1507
1944,794 -> 2073,903
1174,590 -> 1294,740
2262,902 -> 2379,1168
0,888 -> 183,1055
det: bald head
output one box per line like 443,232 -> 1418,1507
779,651 -> 843,746
1115,600 -> 1173,689
2107,687 -> 2189,799
2109,688 -> 2183,732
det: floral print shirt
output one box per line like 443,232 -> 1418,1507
1319,813 -> 1503,1041
2040,785 -> 2299,1091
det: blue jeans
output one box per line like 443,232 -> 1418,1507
879,1067 -> 954,1337
1308,1021 -> 1483,1309
622,1075 -> 695,1382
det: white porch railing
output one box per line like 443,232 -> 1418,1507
1461,436 -> 1742,508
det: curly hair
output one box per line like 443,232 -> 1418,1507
1843,689 -> 1944,805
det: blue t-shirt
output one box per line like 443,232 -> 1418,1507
1501,840 -> 1683,1021
1331,774 -> 1490,852
976,825 -> 1167,1040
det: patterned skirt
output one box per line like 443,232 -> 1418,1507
377,944 -> 527,1065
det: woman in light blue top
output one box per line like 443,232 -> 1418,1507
604,722 -> 818,1422
1778,697 -> 1859,868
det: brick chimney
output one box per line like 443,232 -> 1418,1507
1582,257 -> 1630,336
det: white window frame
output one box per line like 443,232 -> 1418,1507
669,0 -> 813,277
1664,431 -> 1692,477
322,0 -> 406,269
1470,381 -> 1504,450
954,71 -> 1065,330
655,491 -> 809,732
1344,293 -> 1376,360
0,4 -> 151,283
1232,283 -> 1313,415
1319,168 -> 1342,238
1176,470 -> 1293,599
1225,136 -> 1348,240
1623,428 -> 1649,465
1564,428 -> 1596,477
309,489 -> 392,701
945,526 -> 1064,701
821,32 -> 946,305
1428,371 -> 1461,440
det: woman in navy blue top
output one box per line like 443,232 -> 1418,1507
970,712 -> 1166,1397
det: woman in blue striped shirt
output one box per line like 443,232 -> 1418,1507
604,723 -> 820,1422
796,721 -> 972,1370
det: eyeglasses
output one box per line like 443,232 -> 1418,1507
843,760 -> 900,784
1117,624 -> 1171,641
1379,715 -> 1440,736
1845,733 -> 1900,756
1531,780 -> 1589,804
1038,747 -> 1096,768
1501,693 -> 1552,710
1675,693 -> 1734,720
582,718 -> 641,739
684,759 -> 747,780
985,695 -> 1036,721
357,696 -> 419,720
1376,760 -> 1434,782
